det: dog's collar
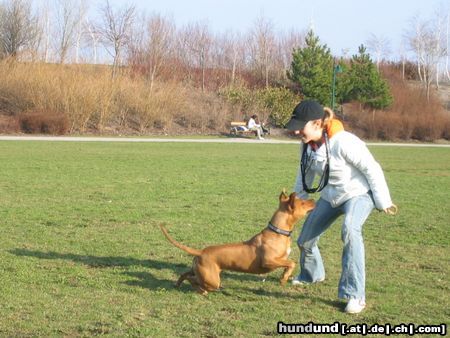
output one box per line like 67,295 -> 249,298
267,222 -> 292,237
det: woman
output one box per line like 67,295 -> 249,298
247,114 -> 265,140
286,100 -> 397,314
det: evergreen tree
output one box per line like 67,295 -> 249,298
287,30 -> 333,105
343,45 -> 392,109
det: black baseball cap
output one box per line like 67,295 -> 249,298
285,100 -> 325,131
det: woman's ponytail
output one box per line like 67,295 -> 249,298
322,107 -> 335,129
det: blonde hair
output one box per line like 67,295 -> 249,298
322,107 -> 335,129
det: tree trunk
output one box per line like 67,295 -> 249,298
150,68 -> 156,92
231,57 -> 236,87
201,53 -> 205,92
426,80 -> 431,103
202,65 -> 205,92
417,61 -> 423,82
402,59 -> 405,80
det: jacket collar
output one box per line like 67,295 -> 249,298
309,119 -> 344,151
326,118 -> 344,138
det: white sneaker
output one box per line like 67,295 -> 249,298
345,298 -> 366,314
291,276 -> 325,285
258,137 -> 265,140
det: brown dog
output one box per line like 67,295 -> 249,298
159,191 -> 315,294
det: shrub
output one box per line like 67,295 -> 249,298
179,88 -> 231,132
0,115 -> 19,133
343,64 -> 450,141
0,61 -> 447,139
345,103 -> 450,141
220,86 -> 301,127
219,86 -> 259,111
255,87 -> 301,127
19,111 -> 69,135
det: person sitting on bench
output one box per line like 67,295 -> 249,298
247,114 -> 264,140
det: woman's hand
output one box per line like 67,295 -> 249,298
384,204 -> 398,215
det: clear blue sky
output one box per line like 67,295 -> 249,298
95,0 -> 447,59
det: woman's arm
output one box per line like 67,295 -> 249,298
340,137 -> 393,211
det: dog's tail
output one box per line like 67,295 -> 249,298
159,224 -> 202,256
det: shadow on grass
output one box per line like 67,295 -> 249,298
122,271 -> 180,291
229,285 -> 345,311
9,248 -> 188,291
10,248 -> 285,294
10,248 -> 186,269
9,248 -> 340,307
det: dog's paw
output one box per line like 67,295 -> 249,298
198,289 -> 208,296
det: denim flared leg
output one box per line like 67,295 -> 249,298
338,193 -> 374,300
297,198 -> 342,283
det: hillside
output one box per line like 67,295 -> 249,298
437,82 -> 450,110
0,63 -> 449,141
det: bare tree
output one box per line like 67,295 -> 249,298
215,30 -> 245,87
176,27 -> 193,81
127,12 -> 146,69
36,0 -> 52,62
398,42 -> 407,80
181,21 -> 212,92
143,14 -> 175,90
96,0 -> 135,77
366,33 -> 391,70
247,15 -> 277,88
446,10 -> 450,81
276,29 -> 306,82
406,16 -> 446,101
408,17 -> 427,82
54,0 -> 79,63
74,0 -> 88,63
0,0 -> 39,59
279,29 -> 305,70
432,5 -> 449,87
84,18 -> 100,64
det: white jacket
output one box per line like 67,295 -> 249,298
294,131 -> 392,210
247,118 -> 260,129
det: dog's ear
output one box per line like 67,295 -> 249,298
288,192 -> 297,211
279,189 -> 289,202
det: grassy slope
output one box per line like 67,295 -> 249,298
0,141 -> 448,336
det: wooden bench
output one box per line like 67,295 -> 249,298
229,121 -> 256,137
229,121 -> 270,137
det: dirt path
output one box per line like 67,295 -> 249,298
1,135 -> 450,147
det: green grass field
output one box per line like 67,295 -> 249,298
0,141 -> 448,337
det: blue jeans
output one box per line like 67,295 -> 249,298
296,192 -> 374,300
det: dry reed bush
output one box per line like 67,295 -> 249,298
151,82 -> 187,131
346,106 -> 450,141
117,79 -> 186,133
0,62 -> 243,135
178,88 -> 233,133
19,111 -> 69,134
42,66 -> 120,132
0,115 -> 19,133
0,61 -> 34,114
344,72 -> 450,141
0,62 -> 125,133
